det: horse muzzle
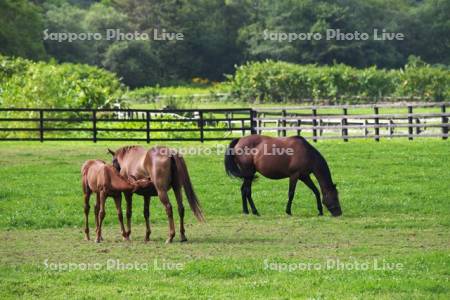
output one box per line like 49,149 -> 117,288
328,206 -> 342,217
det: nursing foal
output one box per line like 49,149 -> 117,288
81,159 -> 153,242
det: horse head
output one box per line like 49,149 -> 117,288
127,175 -> 153,193
107,148 -> 121,172
322,184 -> 342,217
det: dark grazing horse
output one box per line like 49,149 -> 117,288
224,135 -> 342,217
108,146 -> 204,243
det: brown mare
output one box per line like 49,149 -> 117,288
108,146 -> 204,243
224,135 -> 342,217
81,159 -> 154,242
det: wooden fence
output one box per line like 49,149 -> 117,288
0,102 -> 448,142
254,102 -> 448,141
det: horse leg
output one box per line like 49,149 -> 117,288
158,190 -> 176,244
96,192 -> 106,243
113,194 -> 127,240
300,175 -> 323,216
94,193 -> 100,239
286,175 -> 299,215
143,195 -> 151,242
245,178 -> 259,216
240,181 -> 249,214
83,191 -> 91,240
124,192 -> 133,239
173,186 -> 187,242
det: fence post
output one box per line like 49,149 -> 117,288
250,109 -> 257,134
258,113 -> 263,135
92,110 -> 97,143
312,108 -> 317,142
296,119 -> 301,136
374,107 -> 380,142
389,119 -> 394,137
146,111 -> 150,143
226,113 -> 232,129
442,104 -> 448,140
342,107 -> 348,142
282,109 -> 287,137
39,110 -> 44,142
415,118 -> 421,135
408,106 -> 413,140
199,110 -> 204,143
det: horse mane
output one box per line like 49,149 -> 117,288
292,136 -> 335,188
115,145 -> 140,157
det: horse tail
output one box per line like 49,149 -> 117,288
172,155 -> 205,222
224,138 -> 243,178
81,161 -> 90,194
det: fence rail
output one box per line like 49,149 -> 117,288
0,102 -> 448,142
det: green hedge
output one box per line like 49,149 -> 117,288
0,55 -> 125,109
228,60 -> 450,103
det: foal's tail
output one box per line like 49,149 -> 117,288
173,155 -> 205,222
224,138 -> 243,178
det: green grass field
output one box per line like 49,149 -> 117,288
0,139 -> 449,299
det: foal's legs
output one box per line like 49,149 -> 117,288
96,191 -> 107,243
173,186 -> 187,242
158,190 -> 176,243
243,178 -> 259,216
94,193 -> 100,237
286,175 -> 299,215
124,192 -> 133,239
83,190 -> 91,240
113,194 -> 127,240
143,195 -> 151,242
300,175 -> 323,216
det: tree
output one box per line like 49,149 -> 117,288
43,3 -> 94,64
83,3 -> 131,64
102,40 -> 161,87
0,0 -> 46,60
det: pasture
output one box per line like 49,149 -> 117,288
0,139 -> 449,299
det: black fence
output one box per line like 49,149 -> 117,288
0,108 -> 255,142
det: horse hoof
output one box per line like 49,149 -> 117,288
95,239 -> 101,243
165,239 -> 173,244
180,238 -> 188,242
253,211 -> 260,216
318,212 -> 323,216
243,211 -> 249,215
286,211 -> 292,216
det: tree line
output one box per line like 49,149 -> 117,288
1,0 -> 449,88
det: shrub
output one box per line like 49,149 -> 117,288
228,60 -> 449,103
0,55 -> 125,108
396,64 -> 450,101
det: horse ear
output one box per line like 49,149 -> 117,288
107,148 -> 115,156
